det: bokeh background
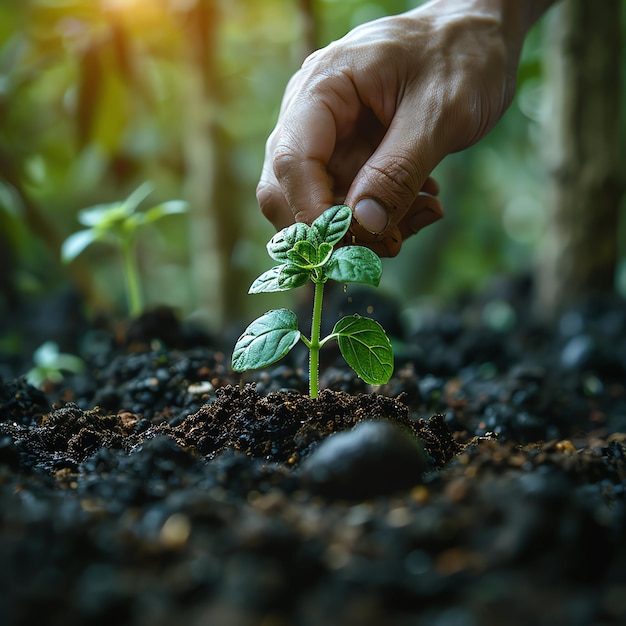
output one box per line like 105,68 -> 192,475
1,0 -> 625,355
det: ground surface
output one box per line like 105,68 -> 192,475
1,288 -> 626,625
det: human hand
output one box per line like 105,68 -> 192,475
340,182 -> 444,258
257,0 -> 549,256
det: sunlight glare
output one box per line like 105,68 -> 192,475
101,0 -> 166,13
102,0 -> 143,9
99,0 -> 172,26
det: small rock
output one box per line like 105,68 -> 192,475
560,335 -> 595,369
187,381 -> 214,397
299,420 -> 428,500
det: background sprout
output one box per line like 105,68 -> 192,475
25,341 -> 85,389
61,182 -> 187,317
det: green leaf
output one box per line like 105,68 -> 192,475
333,315 -> 393,385
61,229 -> 100,262
311,205 -> 352,245
26,341 -> 85,388
249,265 -> 309,293
287,240 -> 318,268
317,242 -> 334,266
33,341 -> 61,366
52,353 -> 86,374
77,202 -> 125,227
325,246 -> 382,286
267,222 -> 319,262
277,265 -> 311,290
122,181 -> 154,214
249,266 -> 285,293
231,309 -> 301,372
141,200 -> 188,225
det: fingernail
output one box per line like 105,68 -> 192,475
354,199 -> 388,234
410,208 -> 443,234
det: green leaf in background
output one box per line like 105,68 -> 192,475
25,341 -> 85,388
267,222 -> 318,262
325,246 -> 382,286
122,181 -> 153,213
61,229 -> 101,263
77,182 -> 156,228
311,204 -> 351,245
77,202 -> 127,227
333,315 -> 393,385
141,200 -> 188,225
231,309 -> 301,372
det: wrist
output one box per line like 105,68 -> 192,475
409,0 -> 555,59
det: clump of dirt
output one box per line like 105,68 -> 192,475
162,384 -> 460,467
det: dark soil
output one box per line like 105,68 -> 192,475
1,286 -> 626,626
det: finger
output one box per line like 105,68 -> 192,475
341,223 -> 403,258
256,155 -> 293,231
270,96 -> 340,225
341,180 -> 442,257
421,176 -> 440,196
396,192 -> 444,241
345,107 -> 442,236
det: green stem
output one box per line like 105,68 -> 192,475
121,239 -> 143,318
309,278 -> 325,398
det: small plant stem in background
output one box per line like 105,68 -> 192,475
121,239 -> 143,317
308,277 -> 325,398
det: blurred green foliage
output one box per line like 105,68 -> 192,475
0,0 -> 624,334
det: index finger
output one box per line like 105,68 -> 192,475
267,96 -> 339,225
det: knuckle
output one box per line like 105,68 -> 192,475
272,149 -> 299,181
366,152 -> 422,211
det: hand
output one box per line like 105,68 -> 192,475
257,0 -> 551,256
341,180 -> 444,258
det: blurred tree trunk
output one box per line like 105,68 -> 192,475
298,0 -> 318,56
536,0 -> 624,318
182,0 -> 320,331
0,149 -> 112,312
181,0 -> 240,331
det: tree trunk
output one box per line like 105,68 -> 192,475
536,0 -> 624,318
181,0 -> 240,332
298,0 -> 318,57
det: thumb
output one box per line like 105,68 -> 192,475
345,119 -> 439,236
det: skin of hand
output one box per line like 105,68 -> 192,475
257,0 -> 556,256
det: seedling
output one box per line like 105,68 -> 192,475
232,205 -> 394,398
25,341 -> 85,389
61,182 -> 187,317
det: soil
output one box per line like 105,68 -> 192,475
1,284 -> 626,626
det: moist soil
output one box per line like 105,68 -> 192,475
1,287 -> 626,626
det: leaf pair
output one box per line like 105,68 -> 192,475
61,182 -> 188,263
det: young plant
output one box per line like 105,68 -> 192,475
25,341 -> 85,389
61,182 -> 187,317
231,205 -> 394,398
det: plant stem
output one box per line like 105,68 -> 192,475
121,239 -> 143,317
309,278 -> 325,398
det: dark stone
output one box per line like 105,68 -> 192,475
299,420 -> 428,500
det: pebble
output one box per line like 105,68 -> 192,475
299,420 -> 428,500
